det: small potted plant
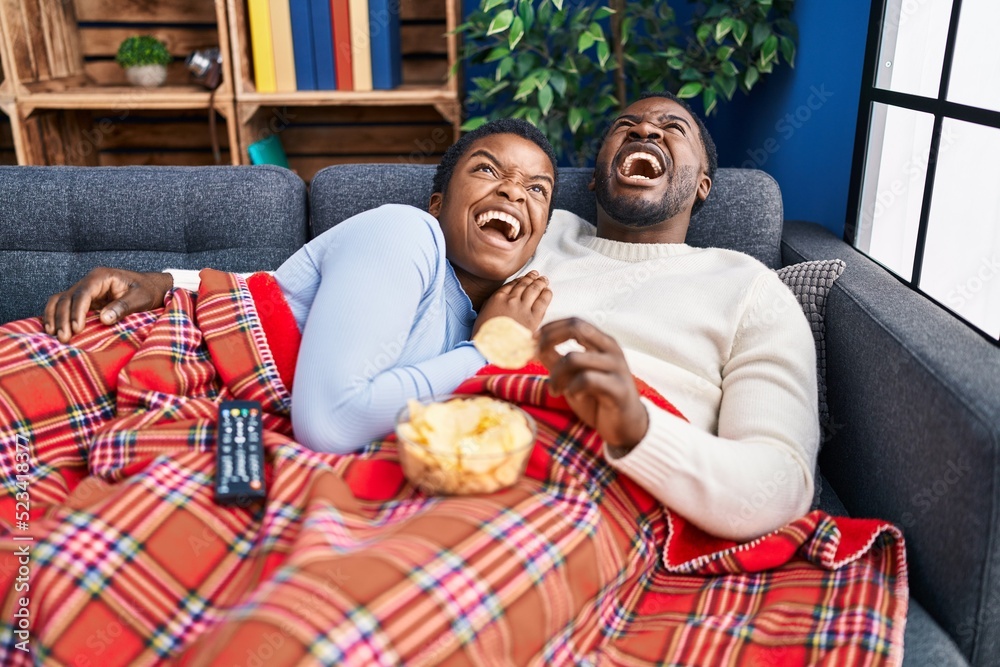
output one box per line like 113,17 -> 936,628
116,35 -> 172,87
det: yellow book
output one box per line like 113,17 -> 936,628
247,0 -> 276,93
348,0 -> 372,91
269,0 -> 297,92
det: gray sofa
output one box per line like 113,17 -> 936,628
1,165 -> 996,666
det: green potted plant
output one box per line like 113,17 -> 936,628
116,35 -> 172,87
457,0 -> 797,165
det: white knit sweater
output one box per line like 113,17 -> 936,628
521,210 -> 819,541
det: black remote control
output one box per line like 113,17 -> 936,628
215,400 -> 266,505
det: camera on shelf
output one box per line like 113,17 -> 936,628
186,47 -> 223,90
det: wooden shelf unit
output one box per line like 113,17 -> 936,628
226,0 -> 461,170
0,0 -> 238,166
0,0 -> 462,175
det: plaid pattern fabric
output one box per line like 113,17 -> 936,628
0,270 -> 907,665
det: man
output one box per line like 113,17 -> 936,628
42,93 -> 818,542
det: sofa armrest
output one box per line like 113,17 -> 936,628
0,165 -> 308,325
782,220 -> 1000,666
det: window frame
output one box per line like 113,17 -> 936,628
846,0 -> 1000,343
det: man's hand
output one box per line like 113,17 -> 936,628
43,268 -> 174,343
536,317 -> 649,449
472,271 -> 552,336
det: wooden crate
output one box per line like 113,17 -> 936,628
241,105 -> 451,182
0,0 -> 239,165
228,0 -> 461,168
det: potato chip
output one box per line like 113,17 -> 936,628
473,316 -> 535,369
396,395 -> 536,495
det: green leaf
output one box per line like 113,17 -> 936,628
526,107 -> 542,126
716,45 -> 735,61
533,69 -> 551,88
514,75 -> 537,100
518,0 -> 534,31
484,80 -> 510,97
483,0 -> 506,11
620,16 -> 635,45
702,86 -> 718,115
779,36 -> 796,66
497,56 -> 514,79
485,45 -> 509,62
487,9 -> 514,35
680,67 -> 701,81
696,23 -> 711,46
538,83 -> 554,116
596,93 -> 618,113
508,16 -> 525,49
461,116 -> 489,132
553,0 -> 563,10
667,57 -> 684,70
758,0 -> 773,8
744,65 -> 760,89
761,34 -> 779,64
677,81 -> 703,99
715,17 -> 733,42
589,22 -> 605,40
752,22 -> 771,49
549,70 -> 567,98
704,4 -> 729,19
597,40 -> 610,68
578,31 -> 596,53
732,19 -> 749,46
568,107 -> 584,133
714,73 -> 737,100
720,60 -> 739,77
594,6 -> 615,20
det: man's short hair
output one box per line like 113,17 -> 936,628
433,118 -> 559,215
635,91 -> 719,214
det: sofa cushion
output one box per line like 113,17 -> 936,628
0,166 -> 308,325
309,166 -> 784,268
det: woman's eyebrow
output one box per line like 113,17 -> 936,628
467,148 -> 554,186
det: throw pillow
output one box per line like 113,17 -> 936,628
775,259 -> 847,509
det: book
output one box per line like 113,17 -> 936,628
310,0 -> 337,89
348,0 -> 372,91
247,0 -> 276,93
368,0 -> 401,90
289,0 -> 317,90
269,0 -> 297,92
331,0 -> 353,90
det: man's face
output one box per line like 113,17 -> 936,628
428,133 -> 554,283
591,97 -> 712,228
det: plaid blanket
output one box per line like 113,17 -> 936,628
0,270 -> 907,666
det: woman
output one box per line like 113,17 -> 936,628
42,119 -> 559,454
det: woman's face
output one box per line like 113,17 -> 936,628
428,133 -> 554,284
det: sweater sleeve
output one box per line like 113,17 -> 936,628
287,207 -> 486,455
603,273 -> 820,542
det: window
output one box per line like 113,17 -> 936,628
847,0 -> 1000,341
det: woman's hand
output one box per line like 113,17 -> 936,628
42,268 -> 174,343
472,271 -> 552,336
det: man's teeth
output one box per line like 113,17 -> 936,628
475,210 -> 521,240
621,151 -> 663,178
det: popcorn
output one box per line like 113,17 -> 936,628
396,396 -> 535,495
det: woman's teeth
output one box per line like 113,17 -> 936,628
475,210 -> 521,241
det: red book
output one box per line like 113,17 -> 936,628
331,0 -> 353,90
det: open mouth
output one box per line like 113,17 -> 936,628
474,209 -> 523,242
617,145 -> 666,181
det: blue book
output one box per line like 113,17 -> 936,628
368,0 -> 401,90
310,0 -> 337,89
289,0 -> 317,90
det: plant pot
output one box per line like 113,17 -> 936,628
125,64 -> 167,87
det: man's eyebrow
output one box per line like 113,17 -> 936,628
467,148 -> 554,187
612,113 -> 693,129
